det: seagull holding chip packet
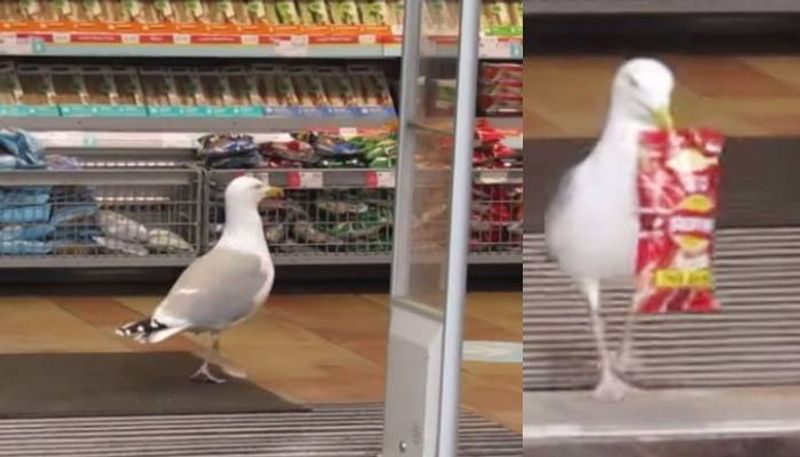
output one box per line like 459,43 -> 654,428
634,129 -> 724,314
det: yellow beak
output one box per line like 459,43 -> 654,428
263,186 -> 284,198
651,106 -> 674,130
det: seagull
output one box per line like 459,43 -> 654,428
116,176 -> 284,384
544,58 -> 675,401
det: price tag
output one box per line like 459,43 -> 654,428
339,127 -> 359,139
173,34 -> 191,45
366,171 -> 395,188
478,170 -> 509,184
52,33 -> 71,44
35,131 -> 78,147
479,37 -> 501,58
298,171 -> 323,188
160,133 -> 196,149
0,34 -> 33,55
254,173 -> 270,186
121,33 -> 140,45
82,133 -> 98,147
358,34 -> 377,45
275,35 -> 308,57
241,34 -> 258,45
510,41 -> 523,59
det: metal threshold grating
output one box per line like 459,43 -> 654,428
0,404 -> 520,457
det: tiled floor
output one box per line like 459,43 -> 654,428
525,56 -> 800,138
0,291 -> 521,432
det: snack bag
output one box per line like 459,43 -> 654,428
634,129 -> 724,314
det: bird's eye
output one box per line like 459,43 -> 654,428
627,75 -> 640,89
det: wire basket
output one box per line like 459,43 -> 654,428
0,169 -> 202,268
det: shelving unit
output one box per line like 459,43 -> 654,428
0,0 -> 523,271
524,0 -> 800,13
0,31 -> 522,59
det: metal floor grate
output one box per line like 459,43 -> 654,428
0,404 -> 520,457
524,228 -> 800,391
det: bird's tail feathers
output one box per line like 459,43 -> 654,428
115,318 -> 188,344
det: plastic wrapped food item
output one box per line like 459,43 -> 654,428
97,210 -> 150,243
260,139 -> 317,166
264,224 -> 286,243
254,64 -> 300,116
292,221 -> 345,245
634,129 -> 723,314
348,65 -> 395,116
481,0 -> 512,30
198,133 -> 262,168
95,236 -> 149,256
316,200 -> 369,215
359,0 -> 389,24
297,0 -> 330,24
290,67 -> 330,114
272,0 -> 301,24
147,228 -> 193,253
329,0 -> 360,25
481,62 -> 522,83
0,129 -> 47,169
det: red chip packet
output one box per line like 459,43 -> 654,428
634,129 -> 724,314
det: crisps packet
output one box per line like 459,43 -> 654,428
634,129 -> 724,313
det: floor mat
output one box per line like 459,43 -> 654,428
0,351 -> 306,418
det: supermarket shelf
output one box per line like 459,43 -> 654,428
0,116 -> 396,133
24,120 -> 517,151
524,0 -> 800,14
0,32 -> 522,59
422,35 -> 523,60
0,255 -> 197,269
0,252 -> 520,268
234,168 -> 523,187
271,253 -> 521,265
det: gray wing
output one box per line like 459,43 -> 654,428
154,247 -> 268,329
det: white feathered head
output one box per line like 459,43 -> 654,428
610,58 -> 675,129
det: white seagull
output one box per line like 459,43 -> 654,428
545,58 -> 675,401
117,176 -> 284,383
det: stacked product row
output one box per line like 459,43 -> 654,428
0,0 -> 522,33
430,63 -> 522,117
0,61 -> 395,118
0,0 -> 405,27
479,62 -> 521,116
198,131 -> 397,169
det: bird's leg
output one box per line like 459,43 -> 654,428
190,332 -> 227,384
613,305 -> 640,373
211,332 -> 248,380
581,279 -> 635,402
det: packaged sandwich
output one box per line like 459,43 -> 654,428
254,64 -> 300,116
170,67 -> 207,115
108,66 -> 146,116
140,67 -> 181,115
318,66 -> 358,116
290,66 -> 329,115
0,63 -> 25,116
359,0 -> 389,25
348,64 -> 395,116
297,0 -> 331,25
635,129 -> 724,314
329,0 -> 360,25
223,66 -> 264,117
16,64 -> 59,116
272,0 -> 301,25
